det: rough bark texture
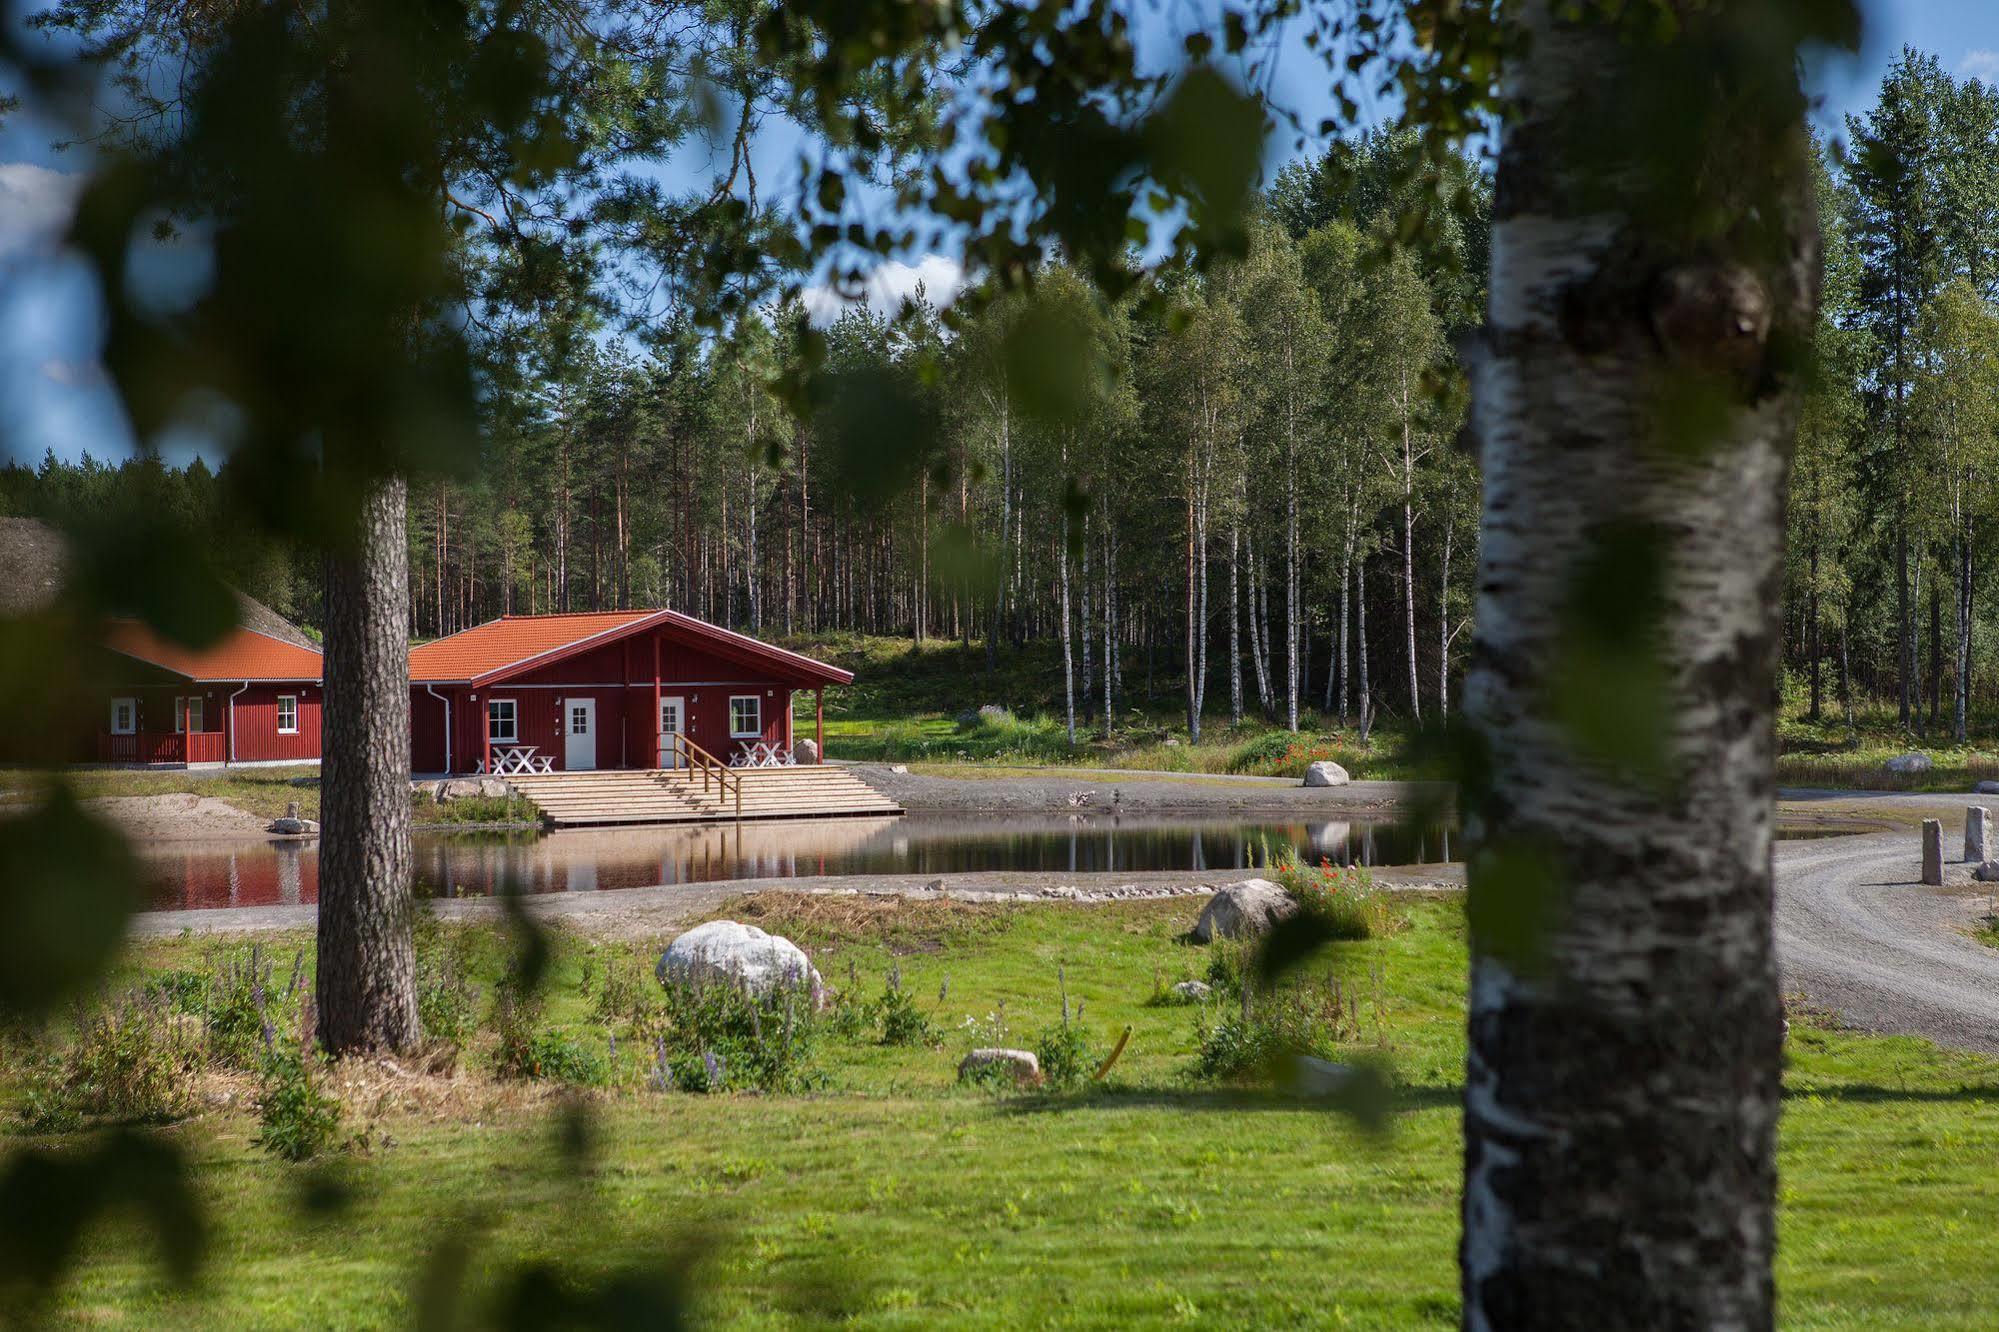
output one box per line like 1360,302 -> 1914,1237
1460,7 -> 1817,1327
317,476 -> 420,1055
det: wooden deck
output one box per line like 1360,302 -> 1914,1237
505,765 -> 904,828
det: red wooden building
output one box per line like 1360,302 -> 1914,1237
407,610 -> 853,776
96,616 -> 325,767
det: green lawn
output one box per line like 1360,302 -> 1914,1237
13,893 -> 1999,1327
0,765 -> 539,827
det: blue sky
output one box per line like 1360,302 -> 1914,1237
0,0 -> 1993,468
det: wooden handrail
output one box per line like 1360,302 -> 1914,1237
666,732 -> 742,821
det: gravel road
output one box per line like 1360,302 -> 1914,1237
1775,830 -> 1999,1054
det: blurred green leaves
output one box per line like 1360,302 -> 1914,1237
0,1132 -> 204,1306
0,788 -> 141,1020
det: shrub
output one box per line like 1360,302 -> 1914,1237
871,965 -> 934,1047
1035,1021 -> 1096,1089
655,977 -> 820,1093
413,915 -> 478,1046
1273,858 -> 1397,940
1225,730 -> 1295,774
20,995 -> 202,1131
200,944 -> 305,1070
1193,969 -> 1377,1083
254,1052 -> 344,1162
517,1030 -> 609,1086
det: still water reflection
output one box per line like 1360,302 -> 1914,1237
139,814 -> 1453,912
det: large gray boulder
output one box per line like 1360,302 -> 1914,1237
1302,761 -> 1350,788
1193,878 -> 1298,943
958,1048 -> 1041,1088
656,920 -> 824,1004
794,737 -> 820,764
1885,752 -> 1934,775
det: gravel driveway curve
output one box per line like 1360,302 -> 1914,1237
1776,831 -> 1999,1054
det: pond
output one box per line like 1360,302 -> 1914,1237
138,813 -> 1456,912
138,814 -> 1857,912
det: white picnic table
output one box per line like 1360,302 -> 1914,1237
476,745 -> 553,776
731,741 -> 795,769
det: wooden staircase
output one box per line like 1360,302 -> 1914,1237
506,763 -> 902,829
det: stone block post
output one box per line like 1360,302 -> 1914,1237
1922,819 -> 1944,886
1967,806 -> 1992,864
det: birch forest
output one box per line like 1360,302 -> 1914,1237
8,51 -> 1999,743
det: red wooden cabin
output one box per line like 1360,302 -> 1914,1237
407,610 -> 853,777
96,617 -> 324,767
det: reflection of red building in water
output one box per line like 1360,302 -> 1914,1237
144,843 -> 319,911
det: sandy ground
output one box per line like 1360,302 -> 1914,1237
87,792 -> 278,841
858,762 -> 1443,816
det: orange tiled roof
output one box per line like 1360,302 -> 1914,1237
408,609 -> 854,686
105,619 -> 323,681
409,611 -> 660,683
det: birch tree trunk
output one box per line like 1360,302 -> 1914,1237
1401,376 -> 1422,723
1460,5 -> 1819,1324
318,476 -> 420,1055
1286,420 -> 1301,732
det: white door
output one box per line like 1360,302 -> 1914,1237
657,696 -> 685,769
564,698 -> 596,770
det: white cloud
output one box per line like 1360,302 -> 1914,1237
1962,50 -> 1999,83
800,254 -> 966,326
0,163 -> 82,258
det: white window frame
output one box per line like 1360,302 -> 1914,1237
177,696 -> 205,733
110,697 -> 137,735
276,694 -> 299,735
729,694 -> 762,739
487,697 -> 518,743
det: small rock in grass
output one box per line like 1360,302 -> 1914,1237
1885,752 -> 1934,774
958,1048 -> 1042,1088
1171,980 -> 1212,1002
1193,878 -> 1298,943
794,738 -> 820,764
888,764 -> 909,775
1975,861 -> 1999,882
1293,1056 -> 1355,1098
1302,760 -> 1350,788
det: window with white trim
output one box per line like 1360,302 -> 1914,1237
176,696 -> 205,733
487,698 -> 518,743
110,697 -> 136,735
729,694 -> 761,739
276,695 -> 299,734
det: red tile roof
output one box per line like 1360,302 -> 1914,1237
408,610 -> 853,687
105,619 -> 324,682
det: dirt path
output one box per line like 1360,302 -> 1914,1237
857,762 -> 1444,816
1774,831 -> 1999,1054
87,793 -> 276,841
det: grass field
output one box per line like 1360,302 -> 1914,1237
12,892 -> 1999,1327
0,765 -> 538,827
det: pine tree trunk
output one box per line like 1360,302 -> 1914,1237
1460,6 -> 1815,1322
317,476 -> 419,1055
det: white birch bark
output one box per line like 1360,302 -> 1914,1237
1460,5 -> 1818,1324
